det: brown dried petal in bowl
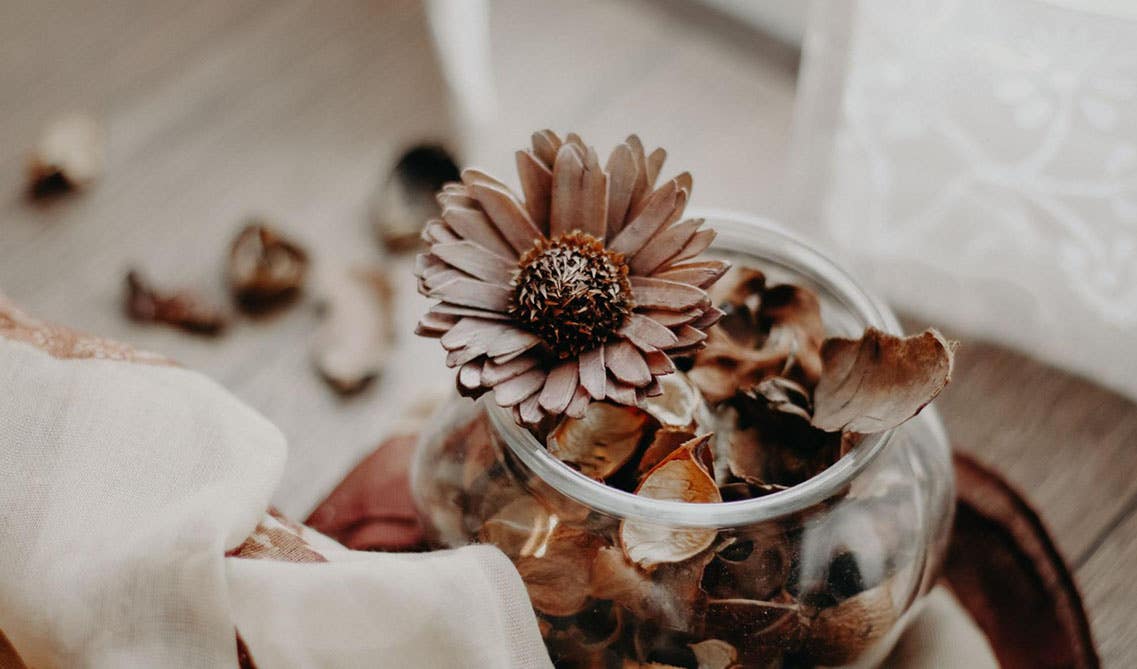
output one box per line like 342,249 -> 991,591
620,435 -> 721,567
811,328 -> 956,434
311,266 -> 394,395
636,428 -> 696,478
515,523 -> 605,617
590,546 -> 713,634
637,371 -> 704,429
688,639 -> 740,669
228,223 -> 309,313
797,578 -> 899,666
124,270 -> 227,335
702,528 -> 791,601
548,402 -> 648,479
27,113 -> 105,198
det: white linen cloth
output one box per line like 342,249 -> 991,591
0,296 -> 550,669
788,0 -> 1137,400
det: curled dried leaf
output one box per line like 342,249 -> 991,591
124,270 -> 227,335
637,428 -> 696,478
515,522 -> 604,616
311,266 -> 394,395
621,435 -> 721,567
27,113 -> 104,198
638,371 -> 704,429
548,402 -> 648,479
688,639 -> 739,669
811,328 -> 956,434
228,222 -> 309,313
372,144 -> 460,252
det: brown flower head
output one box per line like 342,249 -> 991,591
415,131 -> 728,423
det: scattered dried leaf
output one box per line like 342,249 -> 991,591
228,222 -> 309,314
312,266 -> 395,395
811,328 -> 956,434
27,113 -> 104,198
372,144 -> 460,252
124,270 -> 227,335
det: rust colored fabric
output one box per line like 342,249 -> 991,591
945,452 -> 1098,668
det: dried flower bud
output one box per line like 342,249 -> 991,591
228,222 -> 309,313
124,270 -> 227,335
311,266 -> 394,395
372,144 -> 460,252
27,113 -> 105,198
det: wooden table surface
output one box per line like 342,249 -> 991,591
2,1 -> 1134,665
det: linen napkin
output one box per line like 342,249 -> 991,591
0,294 -> 550,668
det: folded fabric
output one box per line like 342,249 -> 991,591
0,294 -> 550,668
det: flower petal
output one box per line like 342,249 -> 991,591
606,377 -> 638,406
416,311 -> 457,336
468,182 -> 546,254
628,218 -> 703,276
429,303 -> 509,321
670,324 -> 708,349
531,129 -> 563,168
460,167 -> 511,191
646,147 -> 667,188
442,205 -> 517,259
608,180 -> 678,257
515,150 -> 552,234
481,354 -> 539,385
636,308 -> 702,327
644,350 -> 676,375
630,276 -> 710,311
422,220 -> 459,244
550,144 -> 584,238
518,392 -> 544,425
618,313 -> 680,351
431,278 -> 512,312
493,367 -> 547,406
662,228 -> 716,268
430,241 -> 514,284
689,306 -> 725,330
605,340 -> 652,386
439,317 -> 501,351
653,260 -> 730,288
458,361 -> 482,389
538,359 -> 580,415
485,328 -> 542,359
579,346 -> 607,400
565,385 -> 590,418
605,142 -> 637,239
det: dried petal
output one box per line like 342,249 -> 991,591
638,372 -> 703,429
228,223 -> 309,314
312,266 -> 394,395
548,402 -> 648,479
798,580 -> 899,666
590,545 -> 712,633
688,639 -> 739,669
515,523 -> 604,616
621,435 -> 721,567
124,270 -> 227,336
811,328 -> 956,434
27,113 -> 104,197
371,144 -> 460,252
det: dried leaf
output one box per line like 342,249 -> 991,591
515,522 -> 604,616
811,328 -> 956,433
228,223 -> 309,314
701,528 -> 790,601
590,545 -> 712,633
798,579 -> 899,666
548,402 -> 648,479
638,371 -> 703,429
27,113 -> 104,198
312,266 -> 394,395
124,270 -> 227,335
621,435 -> 721,567
688,639 -> 739,669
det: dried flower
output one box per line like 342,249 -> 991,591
311,266 -> 394,395
27,113 -> 105,198
228,222 -> 309,313
372,144 -> 461,252
415,131 -> 728,423
124,270 -> 227,335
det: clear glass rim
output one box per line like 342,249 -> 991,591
487,210 -> 904,529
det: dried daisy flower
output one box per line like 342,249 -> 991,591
415,131 -> 728,423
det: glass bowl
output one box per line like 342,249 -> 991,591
410,213 -> 955,668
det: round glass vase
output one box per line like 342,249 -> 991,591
410,213 -> 955,668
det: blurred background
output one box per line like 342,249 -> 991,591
0,0 -> 1134,664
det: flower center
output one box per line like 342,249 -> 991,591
509,232 -> 634,359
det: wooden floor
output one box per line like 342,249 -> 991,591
1,1 -> 1134,665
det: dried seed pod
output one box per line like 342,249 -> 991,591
514,523 -> 604,617
797,579 -> 899,666
27,113 -> 105,198
228,222 -> 309,313
811,328 -> 956,434
548,402 -> 648,479
311,266 -> 394,395
620,435 -> 721,567
124,270 -> 227,335
688,639 -> 739,669
372,144 -> 460,252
